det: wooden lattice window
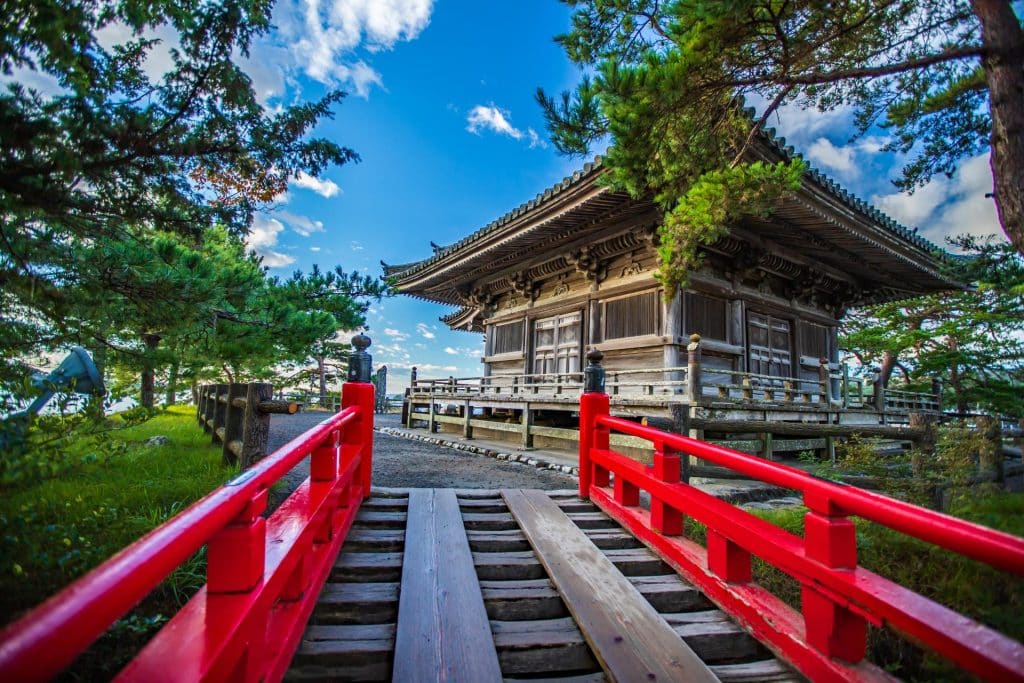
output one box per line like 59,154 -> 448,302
602,291 -> 659,340
685,292 -> 728,341
490,321 -> 524,355
800,322 -> 829,361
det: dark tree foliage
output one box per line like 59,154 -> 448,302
0,0 -> 367,400
841,238 -> 1024,415
539,1 -> 1024,267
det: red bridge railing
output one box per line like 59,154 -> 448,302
0,336 -> 376,682
579,353 -> 1024,682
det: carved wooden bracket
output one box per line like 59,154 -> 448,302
568,246 -> 608,283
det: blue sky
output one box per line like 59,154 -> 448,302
229,0 -> 1005,393
14,1 -> 1003,391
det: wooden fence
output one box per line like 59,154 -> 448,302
196,383 -> 298,468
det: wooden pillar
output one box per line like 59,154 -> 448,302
521,405 -> 534,449
977,415 -> 1002,480
909,412 -> 937,477
669,404 -> 692,483
685,334 -> 702,404
841,363 -> 851,408
663,291 -> 683,393
463,400 -> 473,439
871,370 -> 885,412
761,431 -> 774,462
819,357 -> 833,404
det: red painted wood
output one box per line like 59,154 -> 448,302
582,401 -> 1024,682
0,382 -> 373,682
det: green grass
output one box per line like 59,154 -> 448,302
0,406 -> 235,678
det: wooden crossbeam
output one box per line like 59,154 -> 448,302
392,489 -> 503,682
502,488 -> 720,683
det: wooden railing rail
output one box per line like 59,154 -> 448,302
577,349 -> 1024,682
0,335 -> 377,682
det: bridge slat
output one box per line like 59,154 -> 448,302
392,488 -> 503,682
502,488 -> 720,683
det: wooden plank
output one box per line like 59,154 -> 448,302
459,498 -> 596,514
480,576 -> 712,621
353,510 -> 407,529
342,529 -> 405,551
708,659 -> 799,682
393,489 -> 503,682
312,582 -> 399,625
467,528 -> 640,553
502,489 -> 719,683
491,616 -> 760,666
330,552 -> 403,582
290,623 -> 395,681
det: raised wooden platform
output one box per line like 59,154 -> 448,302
286,487 -> 800,682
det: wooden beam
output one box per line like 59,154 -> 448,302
392,489 -> 503,682
502,489 -> 718,683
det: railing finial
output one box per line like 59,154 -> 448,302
584,347 -> 606,394
348,334 -> 373,382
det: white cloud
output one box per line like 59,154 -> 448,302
807,137 -> 857,177
416,323 -> 436,340
276,210 -> 325,237
444,347 -> 458,355
268,0 -> 433,98
466,104 -> 547,148
351,241 -> 364,251
384,328 -> 410,340
247,216 -> 295,267
310,246 -> 322,252
872,154 -> 1002,247
292,171 -> 341,198
335,60 -> 384,98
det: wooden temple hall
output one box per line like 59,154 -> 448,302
385,133 -> 958,457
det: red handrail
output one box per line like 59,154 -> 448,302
579,391 -> 1024,682
0,380 -> 375,682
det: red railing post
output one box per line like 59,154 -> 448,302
802,491 -> 866,663
706,529 -> 752,583
342,333 -> 375,500
579,349 -> 609,499
650,441 -> 683,535
206,490 -> 268,594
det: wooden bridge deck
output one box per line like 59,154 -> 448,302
286,487 -> 799,682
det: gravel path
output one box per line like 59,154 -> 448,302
266,412 -> 574,510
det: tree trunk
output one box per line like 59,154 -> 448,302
878,349 -> 897,387
973,0 -> 1024,254
317,355 -> 327,401
166,360 -> 179,405
140,333 -> 161,409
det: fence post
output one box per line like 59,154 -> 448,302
342,334 -> 375,499
579,349 -> 609,499
842,363 -> 851,408
685,334 -> 702,403
651,440 -> 683,535
819,357 -> 832,404
222,383 -> 247,466
212,383 -> 228,445
801,492 -> 866,663
871,369 -> 885,411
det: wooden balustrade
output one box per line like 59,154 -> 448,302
197,382 -> 299,468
